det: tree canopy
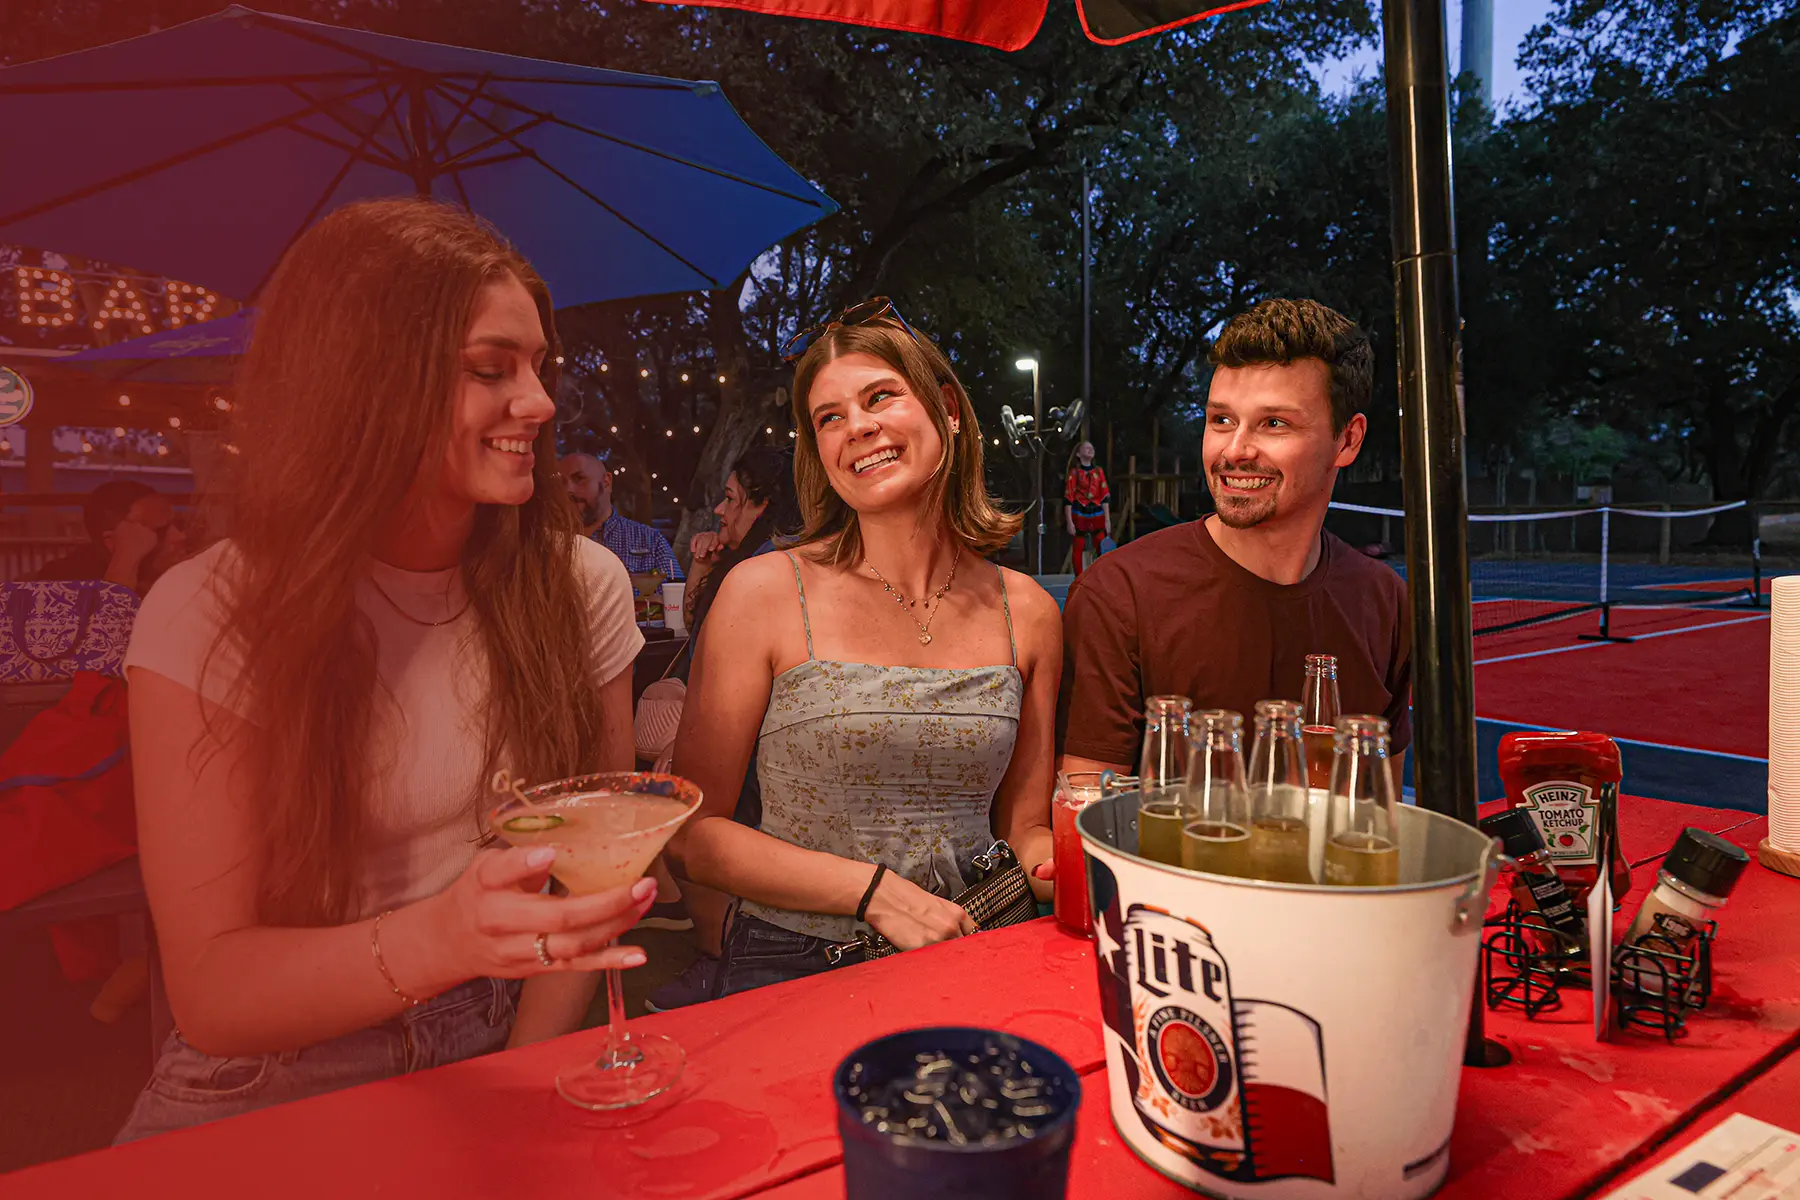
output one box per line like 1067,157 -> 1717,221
6,0 -> 1796,542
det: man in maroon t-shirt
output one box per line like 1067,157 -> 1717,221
1056,298 -> 1410,778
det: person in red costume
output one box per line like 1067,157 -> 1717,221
1064,440 -> 1110,576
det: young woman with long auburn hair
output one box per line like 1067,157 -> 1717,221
662,301 -> 1060,1003
116,199 -> 648,1140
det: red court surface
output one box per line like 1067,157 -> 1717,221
1474,609 -> 1771,758
5,798 -> 1795,1200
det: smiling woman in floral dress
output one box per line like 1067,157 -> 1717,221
664,300 -> 1061,1001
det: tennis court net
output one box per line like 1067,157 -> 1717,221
1324,501 -> 1764,637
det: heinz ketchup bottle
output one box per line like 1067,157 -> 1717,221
1498,731 -> 1630,908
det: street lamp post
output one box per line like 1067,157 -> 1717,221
1015,357 -> 1043,575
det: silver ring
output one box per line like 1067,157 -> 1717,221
534,932 -> 554,967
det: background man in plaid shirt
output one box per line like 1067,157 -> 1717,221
558,452 -> 684,580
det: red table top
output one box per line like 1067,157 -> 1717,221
2,796 -> 1793,1200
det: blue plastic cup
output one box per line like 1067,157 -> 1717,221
833,1026 -> 1081,1200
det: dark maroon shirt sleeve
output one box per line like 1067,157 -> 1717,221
1056,566 -> 1143,767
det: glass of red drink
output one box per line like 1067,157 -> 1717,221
1053,771 -> 1109,936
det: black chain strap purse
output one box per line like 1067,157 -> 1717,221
824,841 -> 1039,965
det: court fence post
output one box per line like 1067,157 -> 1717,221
1752,501 -> 1764,608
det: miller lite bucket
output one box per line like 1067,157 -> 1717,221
1078,793 -> 1496,1199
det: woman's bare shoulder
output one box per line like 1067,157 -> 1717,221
996,566 -> 1062,627
709,550 -> 800,615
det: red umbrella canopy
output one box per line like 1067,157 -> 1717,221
644,0 -> 1269,51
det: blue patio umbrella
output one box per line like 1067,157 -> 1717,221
0,6 -> 836,305
61,309 -> 254,382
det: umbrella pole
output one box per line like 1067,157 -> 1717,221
1382,0 -> 1507,1068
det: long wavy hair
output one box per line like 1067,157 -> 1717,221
788,316 -> 1019,564
202,198 -> 605,926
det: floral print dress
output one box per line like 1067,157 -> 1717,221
738,554 -> 1024,942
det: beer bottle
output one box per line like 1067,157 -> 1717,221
1134,695 -> 1194,866
1300,654 -> 1340,791
1180,710 -> 1251,878
1246,700 -> 1315,883
1322,715 -> 1400,887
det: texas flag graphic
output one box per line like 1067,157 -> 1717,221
1232,999 -> 1334,1182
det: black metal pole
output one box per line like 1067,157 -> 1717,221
1082,164 -> 1092,442
1382,0 -> 1508,1068
1033,366 -> 1045,575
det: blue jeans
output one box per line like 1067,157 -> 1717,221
115,977 -> 518,1143
714,911 -> 849,1001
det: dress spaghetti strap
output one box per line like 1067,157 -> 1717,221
997,564 -> 1018,667
785,552 -> 816,660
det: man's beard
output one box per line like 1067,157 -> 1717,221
575,495 -> 602,526
1208,467 -> 1281,529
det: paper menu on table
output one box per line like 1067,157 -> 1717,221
1600,1114 -> 1800,1199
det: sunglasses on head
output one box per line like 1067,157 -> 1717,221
780,296 -> 924,363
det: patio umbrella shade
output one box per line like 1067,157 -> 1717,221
60,310 -> 253,383
0,6 -> 837,306
639,0 -> 1269,50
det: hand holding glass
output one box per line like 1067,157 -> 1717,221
489,771 -> 702,1111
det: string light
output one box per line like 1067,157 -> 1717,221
118,395 -> 131,407
80,440 -> 94,454
692,425 -> 700,434
718,375 -> 726,384
680,373 -> 689,382
168,416 -> 181,429
600,364 -> 609,373
609,425 -> 619,434
665,429 -> 674,438
554,356 -> 565,365
640,368 -> 649,378
765,426 -> 773,434
788,430 -> 797,439
157,444 -> 169,456
650,473 -> 658,480
114,427 -> 125,437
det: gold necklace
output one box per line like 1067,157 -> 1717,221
866,546 -> 962,645
367,573 -> 470,628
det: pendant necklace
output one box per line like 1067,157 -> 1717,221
866,546 -> 962,645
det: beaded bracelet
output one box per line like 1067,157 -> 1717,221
370,911 -> 424,1008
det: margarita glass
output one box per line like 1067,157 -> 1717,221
489,771 -> 703,1111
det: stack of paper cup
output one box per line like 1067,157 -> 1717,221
1768,576 -> 1800,851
